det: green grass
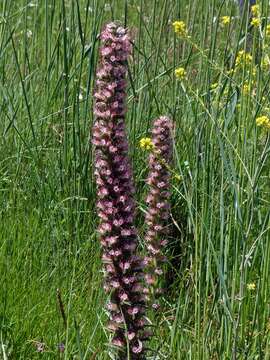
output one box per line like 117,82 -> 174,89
1,0 -> 270,359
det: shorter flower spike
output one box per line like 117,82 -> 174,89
144,116 -> 173,306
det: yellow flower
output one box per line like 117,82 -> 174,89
261,57 -> 269,70
251,5 -> 260,17
256,115 -> 270,129
175,67 -> 186,80
251,67 -> 257,77
227,68 -> 235,76
247,283 -> 256,291
220,16 -> 230,25
174,174 -> 182,181
139,137 -> 154,150
172,20 -> 188,37
210,82 -> 219,90
266,24 -> 270,37
251,17 -> 261,27
242,82 -> 250,95
246,53 -> 253,63
235,50 -> 252,67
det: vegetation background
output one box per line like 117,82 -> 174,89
0,0 -> 269,359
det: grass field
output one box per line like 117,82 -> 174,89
0,0 -> 270,359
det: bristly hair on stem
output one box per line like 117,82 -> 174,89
92,22 -> 150,359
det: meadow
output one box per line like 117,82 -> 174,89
0,0 -> 270,359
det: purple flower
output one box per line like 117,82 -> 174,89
58,343 -> 65,353
144,116 -> 173,307
93,22 -> 147,359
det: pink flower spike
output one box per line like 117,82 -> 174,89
93,22 -> 148,358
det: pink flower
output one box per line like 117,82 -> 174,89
121,229 -> 132,236
123,275 -> 135,284
101,47 -> 112,56
119,291 -> 129,302
112,337 -> 125,347
113,313 -> 124,324
145,274 -> 156,285
119,261 -> 131,271
105,236 -> 118,245
107,302 -> 118,311
127,306 -> 140,315
152,303 -> 160,310
127,331 -> 136,340
110,280 -> 120,288
155,268 -> 163,275
131,340 -> 143,354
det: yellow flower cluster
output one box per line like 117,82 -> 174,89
251,67 -> 257,77
139,137 -> 154,150
251,5 -> 260,17
242,82 -> 250,95
175,67 -> 186,80
266,24 -> 270,37
261,57 -> 270,70
220,16 -> 230,26
250,5 -> 261,28
256,115 -> 270,129
251,17 -> 260,27
235,50 -> 252,67
210,82 -> 218,90
227,68 -> 235,76
172,21 -> 188,37
247,282 -> 256,291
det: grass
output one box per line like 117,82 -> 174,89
0,0 -> 270,359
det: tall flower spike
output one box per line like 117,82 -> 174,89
144,116 -> 173,308
92,22 -> 148,359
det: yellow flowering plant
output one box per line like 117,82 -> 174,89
175,67 -> 186,80
242,83 -> 250,95
247,283 -> 256,291
251,4 -> 260,17
172,20 -> 188,37
256,115 -> 270,129
220,16 -> 230,26
235,50 -> 252,67
266,24 -> 270,37
251,18 -> 260,27
139,137 -> 155,150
